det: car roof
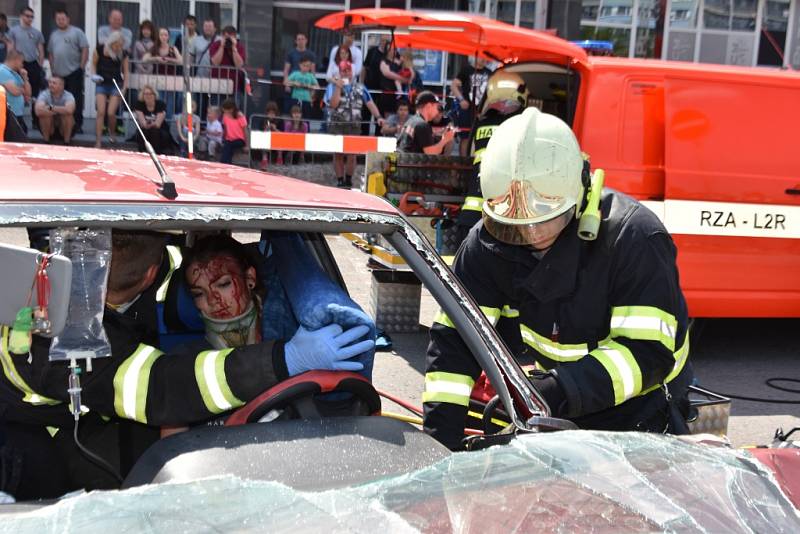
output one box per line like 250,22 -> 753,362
0,143 -> 396,215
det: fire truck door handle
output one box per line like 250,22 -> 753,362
786,187 -> 800,195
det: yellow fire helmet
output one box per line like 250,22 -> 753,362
480,107 -> 585,246
482,70 -> 529,115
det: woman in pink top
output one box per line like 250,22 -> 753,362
220,98 -> 248,164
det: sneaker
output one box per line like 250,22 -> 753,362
336,177 -> 345,188
344,175 -> 353,188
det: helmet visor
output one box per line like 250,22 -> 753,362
483,207 -> 575,247
483,179 -> 576,225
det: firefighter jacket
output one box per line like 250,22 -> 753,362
0,248 -> 290,429
425,190 -> 692,449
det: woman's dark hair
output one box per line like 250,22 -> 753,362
139,19 -> 155,40
265,100 -> 279,115
336,45 -> 353,63
185,235 -> 264,297
222,98 -> 240,117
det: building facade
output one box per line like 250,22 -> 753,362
1,0 -> 797,118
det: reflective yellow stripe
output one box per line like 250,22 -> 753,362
480,306 -> 501,326
472,148 -> 485,164
433,310 -> 455,328
462,196 -> 484,212
435,306 -> 501,328
113,344 -> 164,423
501,305 -> 519,318
0,326 -> 60,406
156,245 -> 182,303
642,332 -> 691,395
589,340 -> 643,405
610,306 -> 678,352
519,324 -> 588,362
194,349 -> 244,414
422,371 -> 475,406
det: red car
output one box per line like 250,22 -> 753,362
0,143 -> 797,530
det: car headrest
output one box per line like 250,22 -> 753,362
0,243 -> 72,337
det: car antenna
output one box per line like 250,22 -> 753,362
113,79 -> 178,200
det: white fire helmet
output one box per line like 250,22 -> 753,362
482,70 -> 529,115
480,107 -> 585,246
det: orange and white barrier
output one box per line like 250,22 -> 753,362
250,131 -> 397,154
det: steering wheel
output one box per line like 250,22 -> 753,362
225,370 -> 381,426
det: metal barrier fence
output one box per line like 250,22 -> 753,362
123,59 -> 249,126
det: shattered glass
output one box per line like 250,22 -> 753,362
2,431 -> 798,533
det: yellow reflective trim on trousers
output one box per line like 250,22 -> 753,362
519,324 -> 588,362
422,371 -> 475,406
0,326 -> 60,406
434,306 -> 501,328
194,349 -> 244,414
590,340 -> 643,405
113,344 -> 164,423
156,245 -> 183,303
610,306 -> 678,352
462,196 -> 484,212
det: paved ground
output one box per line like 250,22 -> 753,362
3,217 -> 798,448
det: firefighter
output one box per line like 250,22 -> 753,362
424,108 -> 693,450
0,230 -> 373,497
455,71 -> 528,244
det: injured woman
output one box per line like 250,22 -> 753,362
183,233 -> 376,378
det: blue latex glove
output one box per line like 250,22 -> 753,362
284,324 -> 374,376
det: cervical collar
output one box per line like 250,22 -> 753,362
202,299 -> 259,349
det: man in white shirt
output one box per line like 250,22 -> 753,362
325,29 -> 362,82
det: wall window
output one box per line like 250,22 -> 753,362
271,7 -> 342,74
757,0 -> 789,65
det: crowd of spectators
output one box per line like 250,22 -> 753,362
0,7 -> 491,176
0,6 -> 252,162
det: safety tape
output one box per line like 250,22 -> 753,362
250,131 -> 397,154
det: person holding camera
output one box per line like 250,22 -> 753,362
209,25 -> 246,102
397,91 -> 455,155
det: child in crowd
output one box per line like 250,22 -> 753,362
171,99 -> 201,157
260,101 -> 282,168
283,104 -> 309,165
220,99 -> 248,164
202,106 -> 224,159
287,55 -> 319,118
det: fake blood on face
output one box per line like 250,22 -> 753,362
188,255 -> 251,319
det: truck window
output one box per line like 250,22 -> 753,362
503,63 -> 581,126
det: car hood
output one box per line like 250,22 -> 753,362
2,430 -> 798,532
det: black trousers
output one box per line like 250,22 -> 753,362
62,68 -> 84,131
23,61 -> 44,127
0,415 -> 159,501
